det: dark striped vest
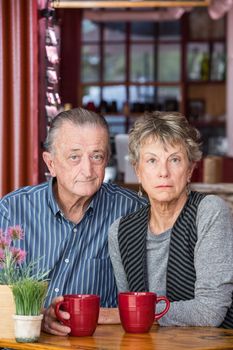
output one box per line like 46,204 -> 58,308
118,191 -> 233,328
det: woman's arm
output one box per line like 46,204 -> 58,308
159,195 -> 233,327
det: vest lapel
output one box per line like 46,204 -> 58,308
167,191 -> 206,301
118,205 -> 150,291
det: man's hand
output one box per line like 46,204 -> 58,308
98,307 -> 121,324
42,296 -> 71,336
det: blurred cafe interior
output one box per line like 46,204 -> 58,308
1,0 -> 233,208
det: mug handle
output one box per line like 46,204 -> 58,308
55,301 -> 70,326
154,296 -> 170,321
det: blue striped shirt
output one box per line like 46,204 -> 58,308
0,180 -> 147,308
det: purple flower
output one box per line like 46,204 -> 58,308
0,225 -> 27,284
1,225 -> 49,288
0,249 -> 5,267
7,225 -> 24,240
0,235 -> 11,250
10,247 -> 27,264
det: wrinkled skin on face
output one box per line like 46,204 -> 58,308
135,137 -> 195,208
43,122 -> 109,208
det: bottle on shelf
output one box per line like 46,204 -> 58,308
64,103 -> 72,111
211,51 -> 225,81
200,53 -> 210,81
123,101 -> 129,115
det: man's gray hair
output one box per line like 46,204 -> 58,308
44,107 -> 110,156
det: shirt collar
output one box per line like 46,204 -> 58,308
48,178 -> 61,216
48,178 -> 97,217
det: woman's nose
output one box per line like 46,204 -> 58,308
158,163 -> 169,177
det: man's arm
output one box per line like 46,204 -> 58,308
0,200 -> 11,230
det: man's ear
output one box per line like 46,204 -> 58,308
42,151 -> 56,177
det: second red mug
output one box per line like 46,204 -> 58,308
118,292 -> 170,333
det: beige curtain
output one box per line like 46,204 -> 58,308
0,0 -> 39,197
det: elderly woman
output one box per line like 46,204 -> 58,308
109,111 -> 233,328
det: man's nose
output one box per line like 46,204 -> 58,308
81,156 -> 92,177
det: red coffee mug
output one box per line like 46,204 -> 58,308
55,294 -> 100,336
118,292 -> 170,333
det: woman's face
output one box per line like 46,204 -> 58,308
135,136 -> 195,204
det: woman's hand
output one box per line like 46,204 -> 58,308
98,307 -> 121,324
42,296 -> 71,336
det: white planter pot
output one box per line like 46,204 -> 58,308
13,314 -> 43,343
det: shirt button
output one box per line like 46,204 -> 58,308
65,258 -> 69,263
55,288 -> 59,293
73,228 -> 77,233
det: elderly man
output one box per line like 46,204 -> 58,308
0,108 -> 146,335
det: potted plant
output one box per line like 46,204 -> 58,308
0,226 -> 49,342
11,279 -> 48,342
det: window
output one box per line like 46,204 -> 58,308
80,15 -> 182,135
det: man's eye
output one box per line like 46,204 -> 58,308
147,158 -> 156,164
70,155 -> 78,160
91,154 -> 105,162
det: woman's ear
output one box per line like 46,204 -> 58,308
188,162 -> 197,181
134,164 -> 140,182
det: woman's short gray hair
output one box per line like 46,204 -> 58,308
128,111 -> 202,165
44,107 -> 110,156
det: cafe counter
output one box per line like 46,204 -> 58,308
190,182 -> 233,212
1,325 -> 233,350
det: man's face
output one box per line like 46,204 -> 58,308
43,122 -> 109,202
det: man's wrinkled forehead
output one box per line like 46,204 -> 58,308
52,121 -> 109,153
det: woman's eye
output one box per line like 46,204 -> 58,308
147,158 -> 156,164
171,157 -> 180,163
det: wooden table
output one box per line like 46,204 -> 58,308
1,325 -> 233,350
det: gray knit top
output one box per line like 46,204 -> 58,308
108,194 -> 233,327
